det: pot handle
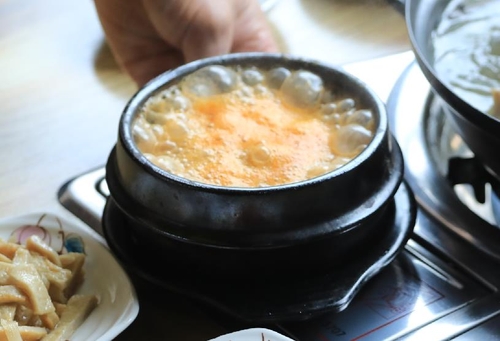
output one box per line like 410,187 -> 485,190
387,0 -> 405,15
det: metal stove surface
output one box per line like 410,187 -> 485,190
58,52 -> 500,340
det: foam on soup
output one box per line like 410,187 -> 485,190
131,65 -> 375,187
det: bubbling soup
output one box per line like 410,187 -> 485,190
131,65 -> 376,187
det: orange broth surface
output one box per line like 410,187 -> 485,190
135,88 -> 343,188
184,92 -> 333,187
132,65 -> 377,188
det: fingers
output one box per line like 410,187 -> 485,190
232,0 -> 279,54
127,49 -> 184,87
142,0 -> 235,62
94,0 -> 183,86
180,2 -> 235,62
95,0 -> 279,86
142,0 -> 278,61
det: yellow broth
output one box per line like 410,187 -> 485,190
132,66 -> 375,187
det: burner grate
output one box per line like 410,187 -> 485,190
387,60 -> 500,262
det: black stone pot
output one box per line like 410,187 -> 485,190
104,52 -> 409,274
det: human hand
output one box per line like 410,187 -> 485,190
94,0 -> 279,86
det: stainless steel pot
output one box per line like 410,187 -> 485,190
392,0 -> 500,179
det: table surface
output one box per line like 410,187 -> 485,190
0,0 -> 410,339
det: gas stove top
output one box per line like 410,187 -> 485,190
58,52 -> 500,340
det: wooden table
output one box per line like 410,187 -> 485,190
0,0 -> 410,339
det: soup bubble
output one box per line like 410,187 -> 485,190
321,91 -> 336,103
147,98 -> 168,113
346,109 -> 374,130
266,67 -> 291,89
163,114 -> 189,143
146,92 -> 190,122
306,163 -> 332,178
145,111 -> 166,124
337,98 -> 355,113
329,124 -> 372,157
180,65 -> 238,97
246,143 -> 271,166
170,95 -> 191,111
242,68 -> 264,86
151,124 -> 164,138
132,123 -> 157,153
156,140 -> 177,153
254,84 -> 270,96
156,156 -> 185,174
280,70 -> 324,108
321,103 -> 337,115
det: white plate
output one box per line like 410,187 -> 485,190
0,212 -> 139,341
209,328 -> 295,341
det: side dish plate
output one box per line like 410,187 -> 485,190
0,212 -> 139,341
209,328 -> 294,341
